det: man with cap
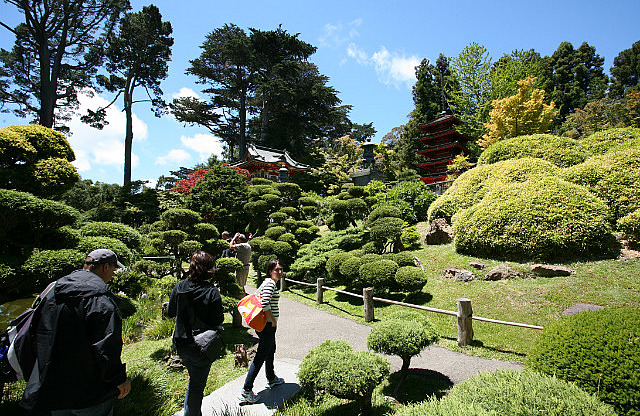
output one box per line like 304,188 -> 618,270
21,249 -> 131,415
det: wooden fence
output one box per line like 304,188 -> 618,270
281,276 -> 543,346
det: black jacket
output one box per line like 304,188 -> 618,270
22,270 -> 127,411
168,279 -> 224,348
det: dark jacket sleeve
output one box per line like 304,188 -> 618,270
167,284 -> 178,318
84,295 -> 127,388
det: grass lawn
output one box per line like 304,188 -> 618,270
277,241 -> 640,363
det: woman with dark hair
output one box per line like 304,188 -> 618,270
168,251 -> 224,416
240,259 -> 285,404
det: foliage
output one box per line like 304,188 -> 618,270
80,221 -> 143,250
368,217 -> 404,253
310,135 -> 364,194
132,259 -> 171,278
477,133 -> 588,167
297,340 -> 353,393
0,125 -> 79,197
561,147 -> 640,222
159,208 -> 202,231
488,49 -> 544,101
22,249 -> 85,290
578,126 -> 640,155
380,181 -> 437,223
561,92 -> 640,138
527,307 -> 640,415
395,397 -> 493,416
480,77 -> 556,148
185,165 -> 249,231
609,40 -> 640,98
325,252 -> 351,282
618,209 -> 640,246
453,177 -> 619,261
77,236 -> 134,265
358,260 -> 399,291
109,269 -> 151,298
366,205 -> 403,226
0,0 -> 129,130
427,158 -> 559,222
395,266 -> 428,292
338,256 -> 364,283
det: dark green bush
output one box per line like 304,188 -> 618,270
40,225 -> 81,250
80,221 -> 142,250
369,217 -> 404,249
278,232 -> 296,244
336,233 -> 362,251
358,260 -> 398,290
177,240 -> 202,261
527,307 -> 640,415
132,259 -> 171,277
269,211 -> 287,223
77,236 -> 133,265
298,340 -> 353,393
159,208 -> 201,231
453,177 -> 619,261
215,257 -> 244,274
265,226 -> 286,240
360,253 -> 382,263
366,205 -> 403,226
562,147 -> 640,222
478,134 -> 588,167
618,208 -> 640,246
114,294 -> 137,319
202,238 -> 229,258
325,251 -> 350,280
393,251 -> 417,267
400,225 -> 421,250
361,241 -> 382,254
109,269 -> 150,298
395,266 -> 428,292
279,206 -> 298,218
22,249 -> 85,288
192,223 -> 219,241
272,241 -> 293,257
338,256 -> 363,283
294,227 -> 314,244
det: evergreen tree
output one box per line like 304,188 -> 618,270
490,49 -> 544,100
609,40 -> 640,98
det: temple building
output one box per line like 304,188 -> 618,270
416,113 -> 470,191
229,143 -> 310,182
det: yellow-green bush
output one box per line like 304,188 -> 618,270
580,127 -> 640,155
618,208 -> 640,246
478,134 -> 588,167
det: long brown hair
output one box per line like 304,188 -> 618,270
187,251 -> 215,281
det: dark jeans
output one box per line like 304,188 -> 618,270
176,344 -> 212,416
50,398 -> 115,416
242,322 -> 277,391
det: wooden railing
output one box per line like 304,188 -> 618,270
281,277 -> 543,346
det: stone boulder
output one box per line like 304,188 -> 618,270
530,264 -> 575,277
424,218 -> 453,245
484,264 -> 523,281
443,268 -> 475,282
469,261 -> 487,269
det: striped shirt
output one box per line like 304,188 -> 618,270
257,278 -> 280,321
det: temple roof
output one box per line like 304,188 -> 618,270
417,113 -> 462,131
230,143 -> 310,170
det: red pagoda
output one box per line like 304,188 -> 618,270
417,113 -> 470,188
229,143 -> 309,181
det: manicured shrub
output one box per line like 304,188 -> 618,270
294,227 -> 314,244
269,211 -> 287,223
562,147 -> 640,222
527,307 -> 640,415
282,218 -> 296,231
338,256 -> 363,282
257,254 -> 277,274
279,206 -> 298,218
22,249 -> 85,288
360,253 -> 382,264
369,217 -> 404,250
115,294 -> 137,319
77,236 -> 133,265
177,240 -> 202,261
453,177 -> 619,261
393,251 -> 417,267
202,238 -> 229,258
366,205 -> 403,226
395,397 -> 492,416
192,223 -> 219,241
80,221 -> 143,250
159,208 -> 201,230
395,267 -> 428,292
325,251 -> 351,280
278,232 -> 296,244
580,127 -> 640,155
297,340 -> 353,393
132,259 -> 171,277
478,134 -> 588,167
40,225 -> 81,250
400,225 -> 421,250
272,241 -> 293,257
361,241 -> 382,254
382,181 -> 437,222
265,225 -> 286,240
215,257 -> 244,274
109,269 -> 150,298
618,208 -> 640,246
358,260 -> 398,291
367,310 -> 438,396
427,158 -> 559,222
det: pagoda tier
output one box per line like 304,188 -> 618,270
230,143 -> 309,181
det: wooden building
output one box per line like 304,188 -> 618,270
229,143 -> 309,181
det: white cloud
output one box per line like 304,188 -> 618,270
347,42 -> 369,65
66,89 -> 147,173
180,133 -> 224,162
319,19 -> 362,48
171,87 -> 200,100
155,148 -> 191,166
347,44 -> 420,89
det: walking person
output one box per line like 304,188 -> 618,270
21,248 -> 131,415
230,233 -> 251,295
168,251 -> 225,416
240,259 -> 285,404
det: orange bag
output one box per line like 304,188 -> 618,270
237,294 -> 267,331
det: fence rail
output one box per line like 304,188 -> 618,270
281,277 -> 543,346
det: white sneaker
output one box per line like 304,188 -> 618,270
240,389 -> 259,404
267,377 -> 285,388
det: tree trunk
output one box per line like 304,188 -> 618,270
39,45 -> 55,128
238,85 -> 247,161
123,77 -> 134,194
359,394 -> 373,416
393,356 -> 411,398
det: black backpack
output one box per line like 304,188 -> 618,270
0,281 -> 56,384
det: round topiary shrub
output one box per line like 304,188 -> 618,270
41,225 -> 81,250
361,241 -> 382,254
272,241 -> 293,257
366,204 -> 403,226
193,223 -> 219,241
526,307 -> 640,415
358,260 -> 398,291
109,269 -> 150,298
453,177 -> 619,261
393,251 -> 417,267
294,227 -> 314,244
159,208 -> 202,230
369,217 -> 404,249
214,257 -> 244,274
618,208 -> 640,247
22,249 -> 85,288
338,256 -> 363,283
269,211 -> 287,223
395,266 -> 428,292
325,252 -> 351,280
279,206 -> 298,218
76,236 -> 133,265
439,369 -> 616,416
132,259 -> 171,277
477,134 -> 588,167
360,253 -> 382,264
427,158 -> 559,222
265,225 -> 286,240
298,340 -> 353,393
178,240 -> 203,261
278,232 -> 296,244
580,127 -> 640,155
80,221 -> 143,250
562,147 -> 640,222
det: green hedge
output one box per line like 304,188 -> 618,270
358,260 -> 398,291
478,134 -> 588,167
395,266 -> 428,292
562,147 -> 640,222
77,236 -> 133,265
325,252 -> 350,281
80,221 -> 143,250
618,208 -> 640,245
580,127 -> 640,155
22,249 -> 85,288
453,177 -> 618,261
527,307 -> 640,415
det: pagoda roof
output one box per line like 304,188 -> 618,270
417,113 -> 462,131
230,143 -> 310,171
418,129 -> 470,144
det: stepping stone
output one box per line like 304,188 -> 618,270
562,303 -> 604,316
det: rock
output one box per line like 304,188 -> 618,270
562,303 -> 604,316
469,261 -> 487,269
424,218 -> 453,245
484,264 -> 523,281
443,268 -> 475,282
620,249 -> 640,260
530,264 -> 575,277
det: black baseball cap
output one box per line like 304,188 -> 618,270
86,249 -> 125,268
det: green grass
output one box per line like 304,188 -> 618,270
274,242 -> 640,363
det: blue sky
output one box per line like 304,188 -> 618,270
1,0 -> 638,187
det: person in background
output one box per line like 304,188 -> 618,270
230,233 -> 252,295
240,259 -> 285,404
168,251 -> 224,416
22,249 -> 130,415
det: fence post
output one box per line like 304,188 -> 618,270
363,287 -> 374,322
316,278 -> 324,305
457,298 -> 474,346
280,275 -> 287,291
232,308 -> 243,328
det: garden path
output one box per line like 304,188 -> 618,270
173,288 -> 523,416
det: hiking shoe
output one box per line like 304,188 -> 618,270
240,389 -> 259,404
267,377 -> 285,388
